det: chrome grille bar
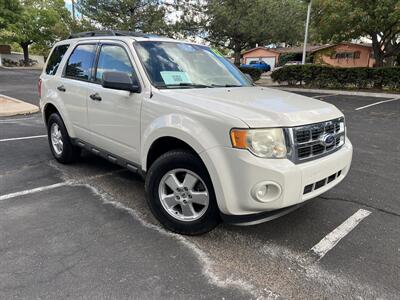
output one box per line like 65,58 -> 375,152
286,117 -> 345,164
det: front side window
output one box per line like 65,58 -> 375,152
134,41 -> 251,88
65,44 -> 97,80
45,44 -> 69,75
95,45 -> 135,82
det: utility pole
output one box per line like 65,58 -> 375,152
71,0 -> 76,22
302,0 -> 312,64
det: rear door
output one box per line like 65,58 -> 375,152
86,41 -> 143,163
61,43 -> 98,140
40,43 -> 70,121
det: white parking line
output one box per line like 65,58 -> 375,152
0,117 -> 35,123
0,135 -> 47,142
311,209 -> 371,260
0,182 -> 67,201
0,170 -> 125,201
355,98 -> 399,111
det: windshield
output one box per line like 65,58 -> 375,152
134,41 -> 252,89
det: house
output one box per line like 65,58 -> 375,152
241,45 -> 322,70
310,42 -> 375,68
241,47 -> 281,70
241,42 -> 375,69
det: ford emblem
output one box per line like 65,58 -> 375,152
321,134 -> 335,146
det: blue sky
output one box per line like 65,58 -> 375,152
64,1 -> 72,11
64,1 -> 81,18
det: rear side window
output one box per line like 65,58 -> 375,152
65,44 -> 97,80
45,44 -> 69,75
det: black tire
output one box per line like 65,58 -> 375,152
145,150 -> 220,235
47,113 -> 81,164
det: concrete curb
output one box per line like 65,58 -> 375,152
0,94 -> 39,117
265,86 -> 400,99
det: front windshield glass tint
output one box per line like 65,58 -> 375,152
134,41 -> 251,88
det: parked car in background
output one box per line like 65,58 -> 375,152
274,61 -> 303,71
241,60 -> 271,72
284,61 -> 302,66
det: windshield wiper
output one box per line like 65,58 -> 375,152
211,84 -> 242,87
164,83 -> 214,89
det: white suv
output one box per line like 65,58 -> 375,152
39,31 -> 353,235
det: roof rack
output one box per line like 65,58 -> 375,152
68,30 -> 162,39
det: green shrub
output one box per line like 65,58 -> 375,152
239,66 -> 263,82
271,65 -> 400,90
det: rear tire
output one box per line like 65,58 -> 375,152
145,150 -> 220,235
47,113 -> 80,164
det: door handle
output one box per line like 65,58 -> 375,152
57,85 -> 66,92
89,93 -> 102,101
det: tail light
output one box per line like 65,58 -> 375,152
38,79 -> 42,98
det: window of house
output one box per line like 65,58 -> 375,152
65,44 -> 97,80
332,51 -> 361,60
45,44 -> 69,75
95,45 -> 135,83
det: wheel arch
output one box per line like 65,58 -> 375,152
43,103 -> 59,125
141,114 -> 222,172
43,102 -> 75,137
145,135 -> 204,172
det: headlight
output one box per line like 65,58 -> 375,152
230,128 -> 287,158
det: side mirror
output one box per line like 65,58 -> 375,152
102,71 -> 140,93
244,73 -> 254,84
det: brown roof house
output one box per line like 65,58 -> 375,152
241,47 -> 281,70
241,42 -> 375,69
310,42 -> 375,68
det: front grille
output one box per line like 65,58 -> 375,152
303,170 -> 343,194
288,117 -> 345,163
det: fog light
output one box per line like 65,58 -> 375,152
257,185 -> 268,198
251,181 -> 282,203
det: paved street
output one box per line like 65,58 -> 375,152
0,68 -> 41,105
0,69 -> 399,299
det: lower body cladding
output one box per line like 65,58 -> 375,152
200,138 -> 353,225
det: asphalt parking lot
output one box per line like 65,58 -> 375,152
0,68 -> 399,299
0,68 -> 39,105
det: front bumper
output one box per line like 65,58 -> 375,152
200,137 -> 353,217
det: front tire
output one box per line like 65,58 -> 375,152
145,150 -> 220,235
47,113 -> 80,164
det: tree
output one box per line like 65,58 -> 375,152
0,0 -> 22,30
0,0 -> 71,65
312,0 -> 400,67
198,0 -> 307,65
77,0 -> 170,34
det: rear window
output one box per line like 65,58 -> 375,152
45,44 -> 69,75
65,44 -> 97,80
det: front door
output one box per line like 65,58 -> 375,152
86,42 -> 142,163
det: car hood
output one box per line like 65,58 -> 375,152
160,86 -> 343,128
